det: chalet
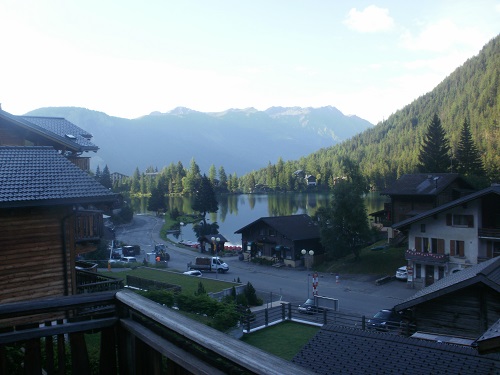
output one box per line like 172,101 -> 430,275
379,173 -> 475,231
235,214 -> 322,267
292,324 -> 499,374
0,107 -> 98,171
292,257 -> 500,374
0,146 -> 118,303
305,174 -> 317,186
394,256 -> 500,341
393,185 -> 500,288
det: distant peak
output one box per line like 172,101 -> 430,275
168,107 -> 197,115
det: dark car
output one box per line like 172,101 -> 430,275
297,298 -> 324,314
367,309 -> 403,332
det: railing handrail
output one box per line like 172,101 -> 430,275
0,290 -> 117,319
116,289 -> 314,375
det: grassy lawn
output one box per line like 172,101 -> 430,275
100,268 -> 240,295
241,321 -> 320,361
315,240 -> 406,276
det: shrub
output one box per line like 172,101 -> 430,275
212,304 -> 240,330
139,289 -> 175,307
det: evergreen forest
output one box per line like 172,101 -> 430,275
106,35 -> 500,197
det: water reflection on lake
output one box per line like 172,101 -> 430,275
130,192 -> 388,246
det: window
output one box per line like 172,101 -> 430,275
416,264 -> 421,279
447,214 -> 474,227
420,224 -> 426,233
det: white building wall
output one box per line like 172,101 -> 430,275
407,200 -> 481,287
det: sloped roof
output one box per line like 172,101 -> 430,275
0,146 -> 116,208
234,214 -> 319,241
394,256 -> 500,311
292,325 -> 500,374
476,319 -> 500,355
393,185 -> 500,230
0,109 -> 98,152
381,173 -> 472,196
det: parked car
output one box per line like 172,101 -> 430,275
183,270 -> 202,277
297,298 -> 324,314
367,309 -> 403,331
395,266 -> 408,280
121,256 -> 138,263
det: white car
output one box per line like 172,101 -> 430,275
395,266 -> 408,280
121,256 -> 138,263
183,270 -> 202,277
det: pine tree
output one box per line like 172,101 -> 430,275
192,175 -> 218,227
455,118 -> 485,177
418,114 -> 451,173
100,165 -> 112,189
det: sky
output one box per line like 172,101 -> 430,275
0,1 -> 499,125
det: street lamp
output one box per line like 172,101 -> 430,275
179,222 -> 184,242
301,249 -> 315,298
301,249 -> 315,270
211,236 -> 221,279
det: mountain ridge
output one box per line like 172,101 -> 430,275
25,105 -> 373,176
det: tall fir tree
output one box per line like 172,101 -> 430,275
192,174 -> 219,229
100,165 -> 112,189
418,114 -> 451,173
455,118 -> 485,177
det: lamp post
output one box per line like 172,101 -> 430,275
301,249 -> 315,298
179,222 -> 184,242
211,236 -> 221,279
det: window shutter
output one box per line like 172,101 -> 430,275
450,240 -> 456,256
415,237 -> 422,251
437,239 -> 445,254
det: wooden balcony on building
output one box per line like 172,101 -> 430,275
0,290 -> 313,375
75,210 -> 104,243
478,227 -> 500,239
405,249 -> 449,264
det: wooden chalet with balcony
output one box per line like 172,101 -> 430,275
0,107 -> 98,172
393,185 -> 500,288
235,214 -> 322,267
0,146 -> 119,303
376,173 -> 475,240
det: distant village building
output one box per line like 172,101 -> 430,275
111,172 -> 128,184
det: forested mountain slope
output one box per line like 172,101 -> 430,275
258,35 -> 499,190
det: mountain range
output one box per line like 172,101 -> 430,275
26,105 -> 373,176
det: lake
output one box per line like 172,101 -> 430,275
130,192 -> 388,246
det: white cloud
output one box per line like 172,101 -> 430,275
400,19 -> 486,52
343,5 -> 395,33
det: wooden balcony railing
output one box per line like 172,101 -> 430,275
478,227 -> 500,239
74,210 -> 103,242
75,269 -> 124,294
0,290 -> 314,375
405,249 -> 449,264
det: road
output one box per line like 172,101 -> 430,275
114,214 -> 417,317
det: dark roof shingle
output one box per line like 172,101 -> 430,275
292,325 -> 500,374
394,256 -> 500,311
381,173 -> 472,196
235,214 -> 319,240
0,146 -> 116,208
0,109 -> 98,152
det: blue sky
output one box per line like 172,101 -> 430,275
0,1 -> 499,124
